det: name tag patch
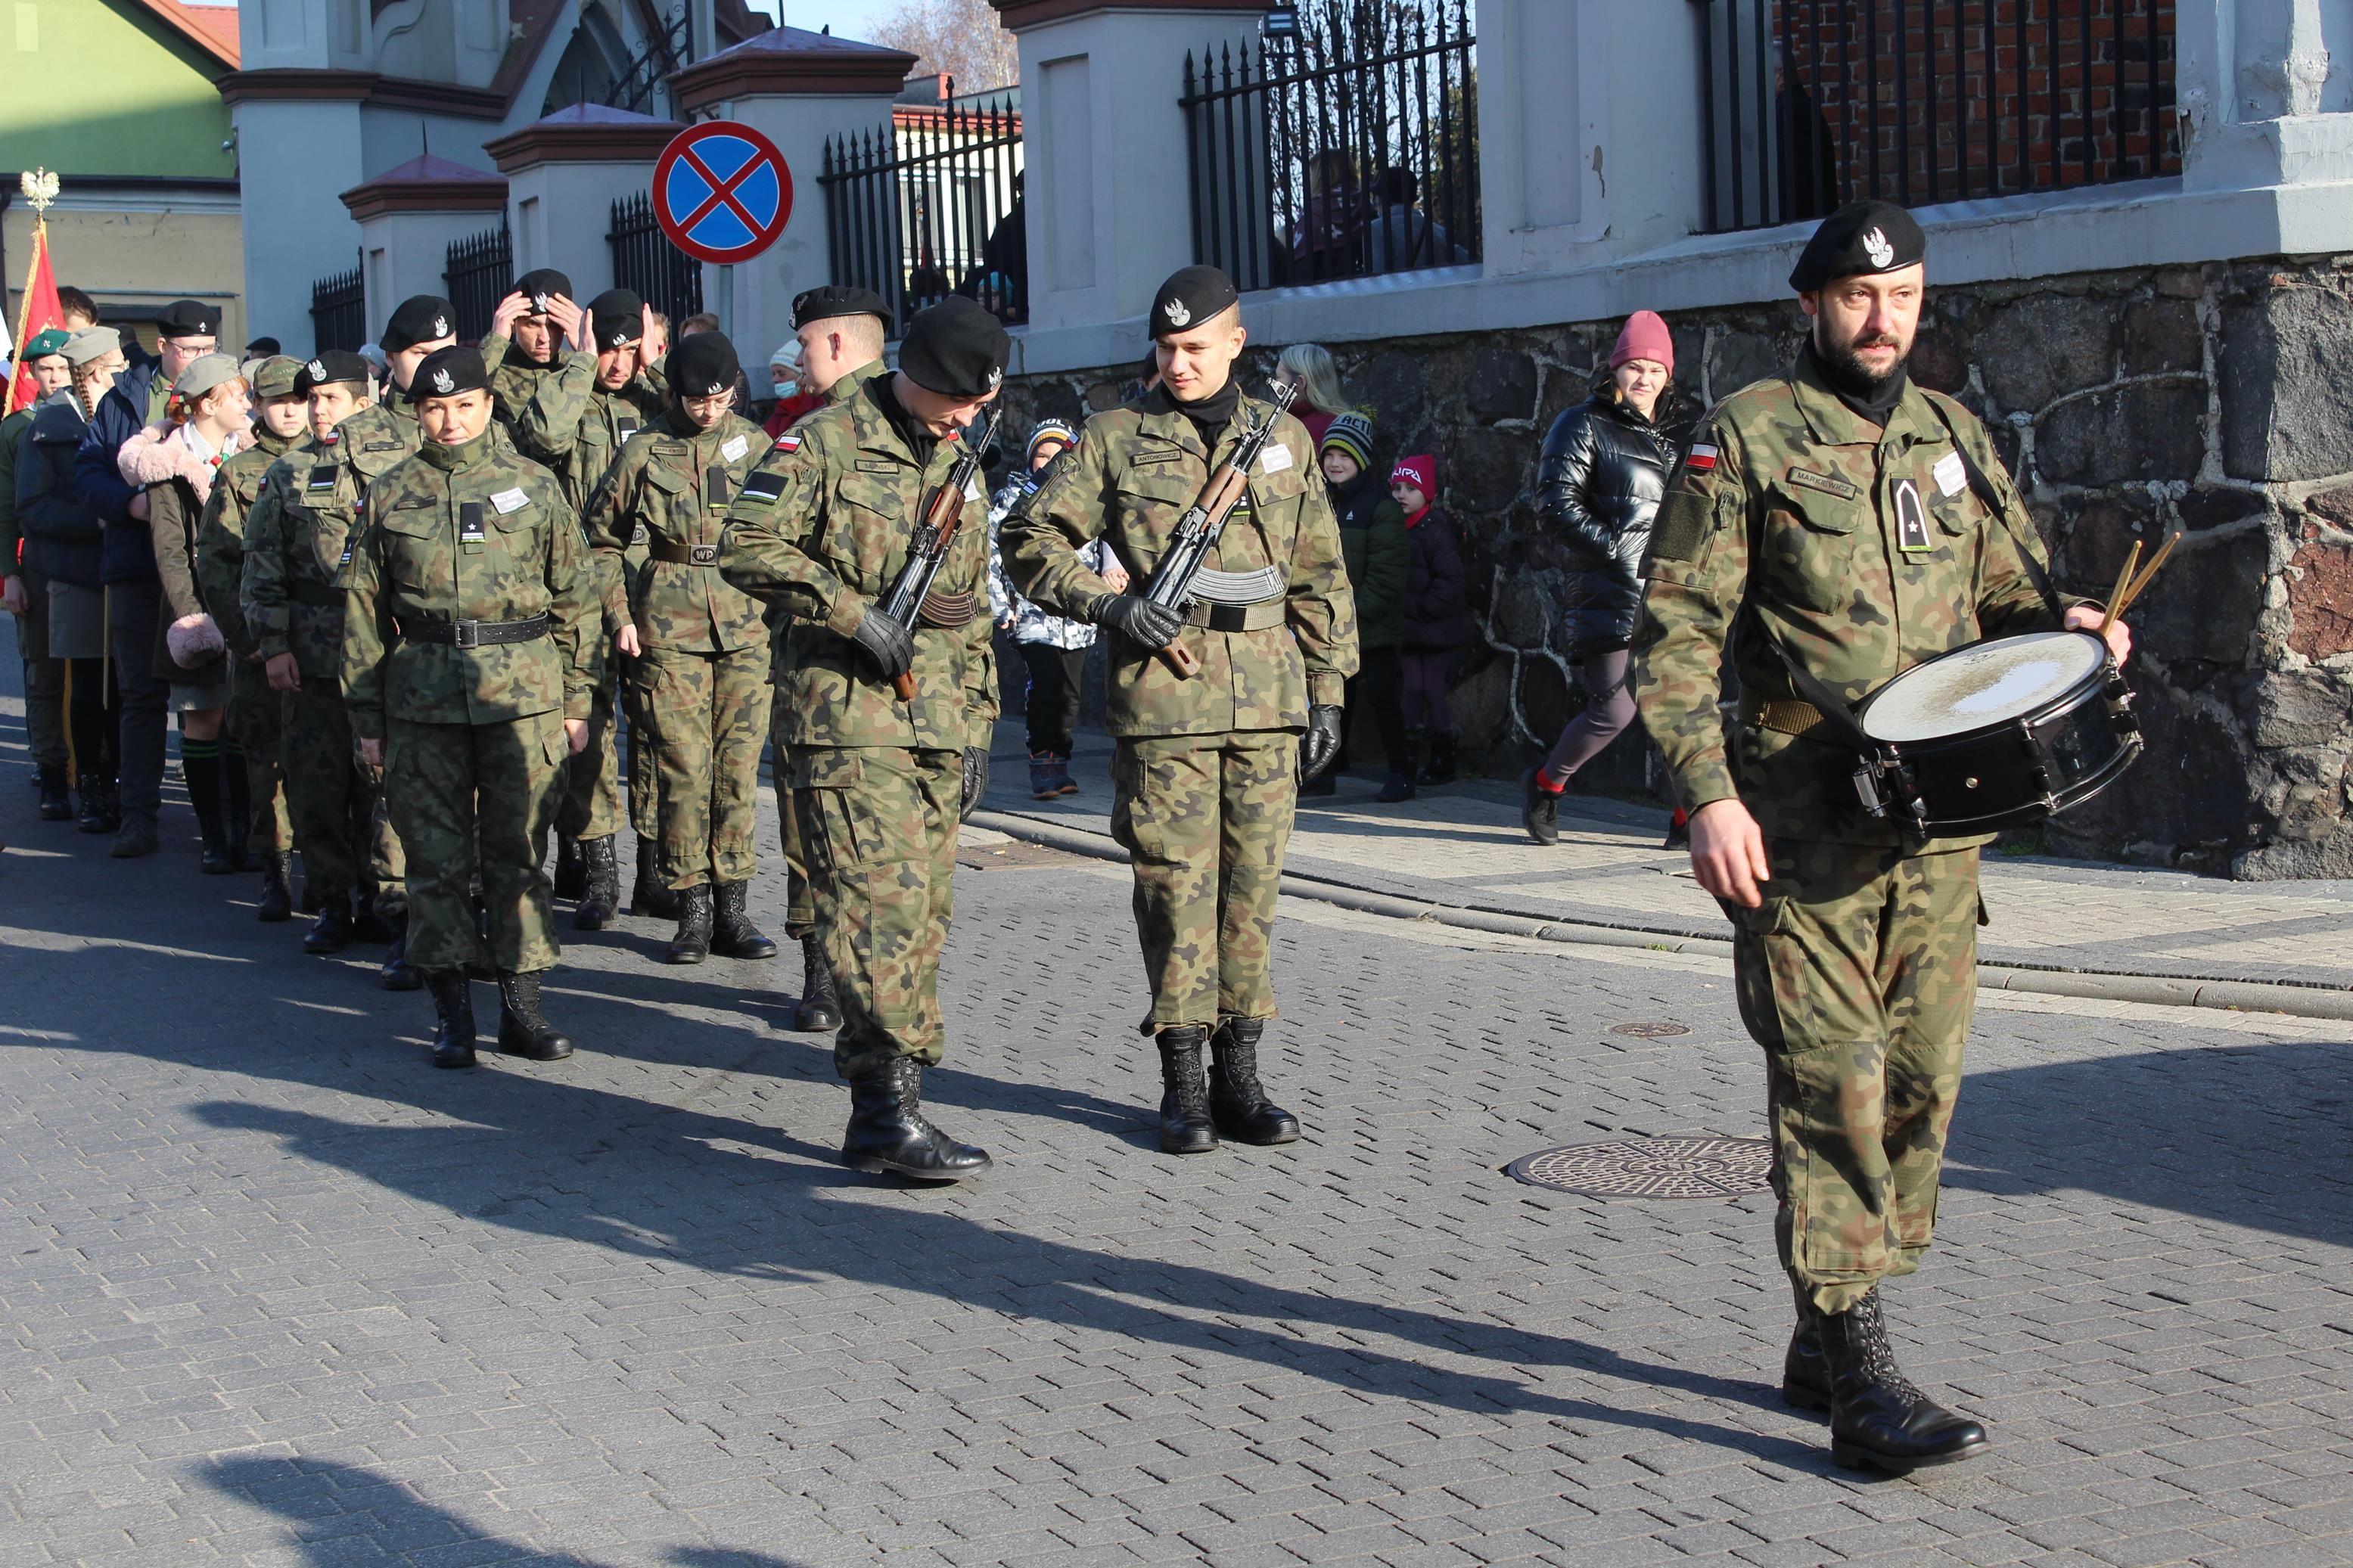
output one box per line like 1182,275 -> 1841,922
1932,450 -> 1968,498
1786,465 -> 1860,501
1893,478 -> 1932,552
1260,444 -> 1294,475
720,435 -> 748,464
490,487 -> 528,515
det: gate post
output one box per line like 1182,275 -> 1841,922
485,105 -> 685,306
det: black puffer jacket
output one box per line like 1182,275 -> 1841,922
1535,392 -> 1680,653
16,394 -> 104,589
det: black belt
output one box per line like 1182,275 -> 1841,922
648,539 -> 720,567
396,613 -> 550,647
290,579 -> 343,607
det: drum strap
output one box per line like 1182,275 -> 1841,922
1922,397 -> 2067,623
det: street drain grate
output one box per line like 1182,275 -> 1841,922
1610,1021 -> 1692,1039
1505,1136 -> 1773,1199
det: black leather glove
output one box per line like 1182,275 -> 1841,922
959,745 -> 990,822
1094,593 -> 1185,651
1299,704 -> 1344,785
850,606 -> 915,678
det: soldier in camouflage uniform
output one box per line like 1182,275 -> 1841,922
241,349 -> 415,986
197,354 -> 304,921
716,298 -> 1005,1182
513,287 -> 670,930
1004,265 -> 1357,1158
486,269 -> 577,433
767,284 -> 894,1035
583,331 -> 777,965
375,296 -> 462,446
1632,202 -> 2134,1475
342,346 -> 601,1070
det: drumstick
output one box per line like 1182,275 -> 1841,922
2111,530 -> 2180,623
2097,541 -> 2141,639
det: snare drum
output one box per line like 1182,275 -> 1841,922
1854,630 -> 2141,836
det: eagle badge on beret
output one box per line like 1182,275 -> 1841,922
1863,228 -> 1895,269
1162,298 -> 1192,328
431,366 -> 455,394
306,359 -> 325,380
986,366 -> 1002,390
531,293 -> 551,313
431,315 -> 450,338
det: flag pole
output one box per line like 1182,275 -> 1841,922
10,169 -> 59,411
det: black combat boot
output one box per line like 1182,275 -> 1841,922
36,765 -> 71,821
629,839 -> 679,920
1783,1287 -> 1830,1414
667,883 -> 713,964
573,836 -> 620,930
379,912 -> 421,991
710,880 -> 779,960
1418,731 -> 1458,786
303,893 -> 354,955
553,832 -> 586,900
791,934 -> 841,1032
1208,1017 -> 1303,1144
256,852 -> 294,923
78,775 -> 119,835
496,970 -> 575,1061
1379,730 -> 1423,803
1818,1287 -> 1989,1474
350,893 -> 396,945
1155,1026 -> 1218,1155
427,970 -> 477,1070
841,1057 -> 991,1181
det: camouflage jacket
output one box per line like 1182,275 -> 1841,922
511,351 -> 668,514
1003,382 -> 1359,737
340,429 -> 599,738
1631,349 -> 2079,848
241,402 -> 417,678
715,374 -> 997,753
763,357 -> 889,680
584,405 -> 771,654
195,425 -> 298,659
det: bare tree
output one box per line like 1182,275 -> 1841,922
865,0 -> 1021,95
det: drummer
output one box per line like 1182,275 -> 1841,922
1632,199 -> 2131,1476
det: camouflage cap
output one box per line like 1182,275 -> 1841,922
244,354 -> 303,400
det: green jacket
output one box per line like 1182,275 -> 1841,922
1329,473 -> 1408,651
240,402 -> 417,679
715,373 -> 997,753
1632,349 -> 2078,849
197,425 -> 298,658
511,350 -> 668,514
0,405 -> 34,582
1004,381 -> 1359,737
583,405 -> 770,654
340,428 -> 600,737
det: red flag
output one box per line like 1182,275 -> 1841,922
8,222 -> 64,415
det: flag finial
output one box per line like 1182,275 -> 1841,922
19,169 -> 58,213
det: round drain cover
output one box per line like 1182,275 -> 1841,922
1610,1021 -> 1691,1039
1506,1136 -> 1772,1199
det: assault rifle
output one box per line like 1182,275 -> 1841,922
1138,371 -> 1300,678
878,403 -> 1003,703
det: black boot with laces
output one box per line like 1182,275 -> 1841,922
1155,1026 -> 1217,1155
1208,1018 -> 1302,1144
1820,1287 -> 1988,1473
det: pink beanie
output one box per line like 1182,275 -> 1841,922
1390,454 -> 1437,498
1610,310 -> 1675,376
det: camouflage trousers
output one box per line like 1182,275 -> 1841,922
1111,730 -> 1298,1033
386,710 -> 569,974
557,663 -> 623,843
794,744 -> 959,1080
1727,840 -> 1980,1315
635,643 -> 766,890
227,658 -> 291,853
771,686 -> 814,939
284,682 -> 405,914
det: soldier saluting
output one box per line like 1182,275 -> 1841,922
342,346 -> 602,1071
1632,201 -> 2133,1474
716,298 -> 1004,1182
1003,264 -> 1357,1157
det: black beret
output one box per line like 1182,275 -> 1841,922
1149,265 -> 1239,338
407,345 -> 491,404
382,294 -> 456,352
668,331 -> 741,399
294,349 -> 374,396
155,299 -> 221,340
792,285 -> 891,331
898,297 -> 1009,399
245,336 -> 282,358
1789,200 -> 1928,291
586,288 -> 645,349
514,269 -> 573,315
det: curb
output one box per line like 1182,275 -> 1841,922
968,809 -> 2353,1025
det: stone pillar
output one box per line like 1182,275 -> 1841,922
338,156 -> 508,339
2177,0 -> 2353,191
670,29 -> 917,361
990,0 -> 1261,351
485,105 -> 685,302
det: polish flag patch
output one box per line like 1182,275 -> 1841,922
772,433 -> 801,452
1685,443 -> 1719,473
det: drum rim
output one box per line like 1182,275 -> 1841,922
1857,630 -> 2112,747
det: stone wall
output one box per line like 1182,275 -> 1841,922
989,253 -> 2353,878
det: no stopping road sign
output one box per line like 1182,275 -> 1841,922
652,121 -> 794,266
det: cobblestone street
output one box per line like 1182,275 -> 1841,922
2,706 -> 2350,1566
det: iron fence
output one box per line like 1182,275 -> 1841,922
819,95 -> 1025,338
1696,0 -> 2178,235
443,221 -> 513,342
608,192 -> 704,327
1180,0 -> 1477,294
310,259 -> 365,355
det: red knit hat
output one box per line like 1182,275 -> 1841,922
1610,310 -> 1675,376
1390,454 -> 1437,498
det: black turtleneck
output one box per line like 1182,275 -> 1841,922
1804,337 -> 1909,427
1169,375 -> 1240,438
867,372 -> 940,465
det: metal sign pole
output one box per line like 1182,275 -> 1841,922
717,263 -> 732,338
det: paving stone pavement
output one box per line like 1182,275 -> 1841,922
3,685 -> 2353,1564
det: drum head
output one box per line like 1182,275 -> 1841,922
1860,631 -> 2107,744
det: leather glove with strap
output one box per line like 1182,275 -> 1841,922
1298,704 -> 1344,785
959,745 -> 990,822
1092,593 -> 1185,651
850,607 -> 915,678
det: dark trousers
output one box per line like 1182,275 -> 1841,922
1341,644 -> 1411,775
107,579 -> 168,827
16,571 -> 67,770
68,658 -> 117,783
1019,642 -> 1087,756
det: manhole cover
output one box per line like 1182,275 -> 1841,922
1610,1021 -> 1692,1039
1505,1136 -> 1772,1199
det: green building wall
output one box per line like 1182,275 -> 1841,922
0,0 -> 234,181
